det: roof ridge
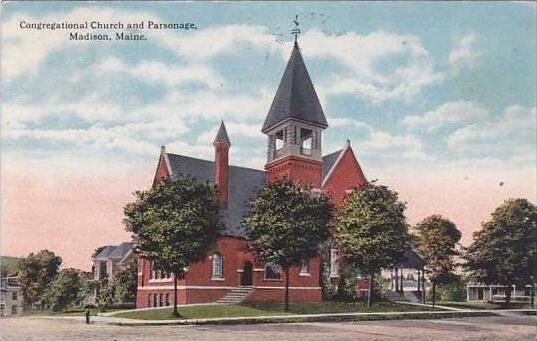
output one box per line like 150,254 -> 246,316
166,152 -> 265,173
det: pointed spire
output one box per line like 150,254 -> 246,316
261,42 -> 328,133
213,121 -> 231,146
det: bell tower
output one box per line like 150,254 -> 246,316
262,41 -> 328,187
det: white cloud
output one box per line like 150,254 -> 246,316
447,105 -> 536,147
404,101 -> 490,132
326,117 -> 425,159
300,29 -> 443,104
196,122 -> 264,144
328,117 -> 373,132
94,57 -> 223,90
449,33 -> 481,75
2,7 -> 282,79
362,130 -> 423,152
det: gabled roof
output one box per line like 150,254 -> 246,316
93,246 -> 116,261
262,42 -> 328,133
108,242 -> 135,260
93,243 -> 135,261
322,149 -> 343,179
165,150 -> 342,237
397,250 -> 426,269
213,121 -> 231,145
166,153 -> 266,236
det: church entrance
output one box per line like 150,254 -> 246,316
241,261 -> 253,286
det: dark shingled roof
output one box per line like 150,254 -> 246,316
262,42 -> 328,133
213,121 -> 231,145
397,250 -> 426,269
93,246 -> 116,261
322,149 -> 342,179
166,151 -> 340,237
108,242 -> 135,260
94,243 -> 134,261
166,153 -> 266,236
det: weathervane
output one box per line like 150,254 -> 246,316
292,15 -> 301,43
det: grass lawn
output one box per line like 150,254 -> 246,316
438,301 -> 532,310
23,307 -> 124,317
114,301 -> 437,320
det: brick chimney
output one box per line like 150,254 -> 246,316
213,121 -> 231,208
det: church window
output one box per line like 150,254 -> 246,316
330,248 -> 339,277
265,262 -> 282,280
149,261 -> 155,279
300,259 -> 310,274
212,253 -> 223,278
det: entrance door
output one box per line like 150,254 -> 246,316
477,287 -> 484,300
241,261 -> 253,286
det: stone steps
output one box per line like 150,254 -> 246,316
216,286 -> 254,304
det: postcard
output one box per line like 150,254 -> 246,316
1,1 -> 535,340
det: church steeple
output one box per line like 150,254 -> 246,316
262,38 -> 327,188
261,42 -> 328,133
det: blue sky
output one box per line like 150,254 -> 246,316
2,2 -> 535,170
1,1 -> 536,266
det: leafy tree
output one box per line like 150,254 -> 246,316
43,268 -> 80,312
0,256 -> 21,277
466,198 -> 537,303
95,278 -> 114,312
334,182 -> 411,307
242,179 -> 333,311
76,271 -> 95,307
124,175 -> 222,317
17,250 -> 62,308
427,273 -> 467,302
114,258 -> 138,302
413,214 -> 461,307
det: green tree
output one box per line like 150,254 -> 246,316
17,250 -> 62,308
465,198 -> 537,303
76,271 -> 94,307
124,175 -> 222,317
95,278 -> 114,312
114,258 -> 138,302
43,268 -> 80,312
242,179 -> 333,311
413,214 -> 461,307
427,273 -> 467,302
334,182 -> 411,307
0,256 -> 21,277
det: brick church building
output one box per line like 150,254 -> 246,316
136,41 -> 368,308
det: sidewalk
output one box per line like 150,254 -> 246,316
30,308 -> 536,326
394,301 -> 468,311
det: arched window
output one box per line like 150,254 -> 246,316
212,253 -> 223,278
